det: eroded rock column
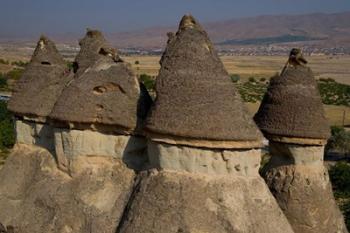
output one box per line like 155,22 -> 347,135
118,15 -> 294,233
255,51 -> 347,233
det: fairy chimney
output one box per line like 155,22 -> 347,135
7,36 -> 72,152
118,15 -> 294,233
49,29 -> 152,172
254,49 -> 347,233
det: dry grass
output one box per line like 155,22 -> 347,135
123,55 -> 350,85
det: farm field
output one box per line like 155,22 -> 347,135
124,55 -> 350,85
1,53 -> 350,127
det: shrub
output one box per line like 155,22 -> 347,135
139,74 -> 155,92
0,74 -> 7,88
230,74 -> 240,83
260,77 -> 266,82
330,162 -> 350,197
135,60 -> 140,65
248,77 -> 256,83
326,126 -> 350,154
11,60 -> 28,67
5,68 -> 24,80
0,101 -> 15,150
0,59 -> 9,65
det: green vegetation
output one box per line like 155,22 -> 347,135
318,78 -> 350,106
329,162 -> 350,229
234,78 -> 267,103
5,68 -> 24,80
0,73 -> 7,89
326,126 -> 350,154
230,74 -> 240,83
220,34 -> 322,46
231,76 -> 350,106
0,59 -> 9,65
0,101 -> 15,152
11,60 -> 28,67
135,60 -> 140,65
139,73 -> 156,92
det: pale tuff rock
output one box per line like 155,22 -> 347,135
148,141 -> 261,176
118,15 -> 294,233
118,169 -> 294,233
256,52 -> 347,233
15,119 -> 55,153
262,143 -> 348,233
0,145 -> 135,233
54,128 -> 148,171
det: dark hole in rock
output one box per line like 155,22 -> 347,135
41,61 -> 51,65
72,62 -> 79,73
96,104 -> 104,111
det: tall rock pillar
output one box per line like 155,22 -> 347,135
118,15 -> 294,233
254,50 -> 347,233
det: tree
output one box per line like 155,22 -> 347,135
0,101 -> 15,150
326,126 -> 350,154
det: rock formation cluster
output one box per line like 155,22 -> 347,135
0,15 -> 346,233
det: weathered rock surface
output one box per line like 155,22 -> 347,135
148,141 -> 261,176
15,119 -> 55,153
0,145 -> 136,233
145,15 -> 262,147
7,36 -> 72,118
49,31 -> 152,135
54,128 -> 148,171
262,142 -> 348,233
119,168 -> 294,233
254,66 -> 330,140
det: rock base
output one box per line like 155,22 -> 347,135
118,142 -> 294,233
0,144 -> 136,233
263,142 -> 348,233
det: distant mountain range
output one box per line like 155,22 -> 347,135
2,11 -> 350,51
105,11 -> 350,50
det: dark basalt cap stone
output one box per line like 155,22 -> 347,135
49,36 -> 152,135
7,36 -> 72,119
74,29 -> 121,76
254,66 -> 331,142
145,15 -> 263,149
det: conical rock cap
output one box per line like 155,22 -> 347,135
145,15 -> 263,149
8,36 -> 72,119
254,66 -> 330,142
50,31 -> 152,134
74,29 -> 120,76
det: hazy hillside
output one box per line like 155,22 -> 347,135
107,11 -> 350,49
1,11 -> 350,51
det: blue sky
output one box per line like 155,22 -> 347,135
1,0 -> 350,37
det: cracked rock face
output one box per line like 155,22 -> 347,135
262,143 -> 348,233
0,145 -> 136,233
118,167 -> 294,233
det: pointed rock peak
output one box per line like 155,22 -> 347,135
86,28 -> 104,38
254,64 -> 330,143
178,14 -> 203,32
30,35 -> 64,66
146,16 -> 263,149
75,29 -> 118,75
